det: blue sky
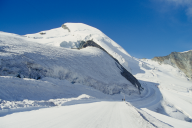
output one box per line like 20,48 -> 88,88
0,0 -> 192,58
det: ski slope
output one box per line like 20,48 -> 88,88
134,59 -> 192,125
0,101 -> 171,128
0,75 -> 191,128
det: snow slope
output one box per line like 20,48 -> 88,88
25,23 -> 141,73
0,31 -> 139,95
134,59 -> 192,124
0,23 -> 192,128
0,75 -> 191,128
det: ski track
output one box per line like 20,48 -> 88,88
130,85 -> 161,108
0,101 -> 167,128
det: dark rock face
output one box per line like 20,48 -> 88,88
61,24 -> 70,32
152,51 -> 192,79
79,40 -> 143,92
39,32 -> 46,35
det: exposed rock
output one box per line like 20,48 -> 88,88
79,40 -> 143,92
152,51 -> 192,79
39,31 -> 46,35
61,24 -> 70,32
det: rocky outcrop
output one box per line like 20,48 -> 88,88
79,40 -> 143,92
61,24 -> 70,32
152,51 -> 192,79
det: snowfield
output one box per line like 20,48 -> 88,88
0,23 -> 192,128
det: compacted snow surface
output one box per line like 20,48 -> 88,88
0,23 -> 192,128
0,101 -> 171,128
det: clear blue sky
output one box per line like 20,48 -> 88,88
1,0 -> 192,58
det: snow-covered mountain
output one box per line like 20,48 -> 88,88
0,31 -> 141,96
0,23 -> 192,128
25,23 -> 141,74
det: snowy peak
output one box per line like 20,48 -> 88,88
181,50 -> 192,53
62,23 -> 102,34
25,23 -> 133,73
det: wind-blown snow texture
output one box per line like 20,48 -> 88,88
0,23 -> 192,128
